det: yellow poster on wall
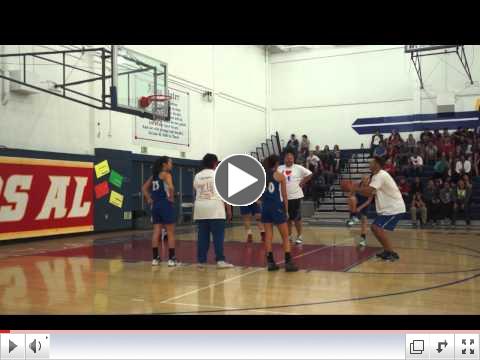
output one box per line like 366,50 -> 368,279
94,160 -> 110,179
476,98 -> 480,111
109,190 -> 124,208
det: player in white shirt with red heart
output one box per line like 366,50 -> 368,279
277,149 -> 313,244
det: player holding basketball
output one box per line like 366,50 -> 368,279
343,156 -> 405,261
261,155 -> 298,272
346,175 -> 373,247
240,202 -> 266,242
142,156 -> 179,267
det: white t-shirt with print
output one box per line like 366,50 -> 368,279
278,164 -> 312,200
193,169 -> 226,220
369,170 -> 406,216
410,155 -> 424,166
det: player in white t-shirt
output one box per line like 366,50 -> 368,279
193,153 -> 234,269
350,156 -> 405,261
278,149 -> 313,244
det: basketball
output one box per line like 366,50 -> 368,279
340,179 -> 354,192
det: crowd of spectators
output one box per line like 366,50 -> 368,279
370,127 -> 479,227
284,134 -> 346,209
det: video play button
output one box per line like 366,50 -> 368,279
9,340 -> 17,353
214,154 -> 266,206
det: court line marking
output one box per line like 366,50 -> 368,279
165,301 -> 298,315
152,271 -> 480,315
160,239 -> 351,304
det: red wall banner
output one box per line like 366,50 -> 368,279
0,156 -> 94,241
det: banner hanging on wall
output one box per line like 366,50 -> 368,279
0,156 -> 94,241
134,87 -> 190,148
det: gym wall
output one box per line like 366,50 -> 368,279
270,45 -> 480,149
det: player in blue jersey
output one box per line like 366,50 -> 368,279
261,155 -> 298,272
240,201 -> 265,243
142,156 -> 179,267
346,175 -> 373,247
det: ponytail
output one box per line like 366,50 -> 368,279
152,156 -> 170,176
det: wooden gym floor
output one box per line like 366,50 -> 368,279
1,224 -> 480,315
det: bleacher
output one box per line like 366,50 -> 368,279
307,148 -> 480,228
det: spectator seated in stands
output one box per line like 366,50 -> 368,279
424,141 -> 438,166
320,145 -> 334,172
306,151 -> 320,172
455,155 -> 472,181
452,179 -> 472,226
397,141 -> 411,176
398,177 -> 411,205
384,157 -> 396,177
423,179 -> 441,226
300,134 -> 310,160
409,149 -> 424,177
411,176 -> 424,194
439,135 -> 455,160
439,180 -> 453,226
411,192 -> 427,228
434,153 -> 449,179
373,140 -> 387,158
333,148 -> 344,174
387,129 -> 403,147
433,129 -> 443,147
406,133 -> 417,153
370,130 -> 384,156
420,128 -> 433,144
286,134 -> 299,157
313,145 -> 321,157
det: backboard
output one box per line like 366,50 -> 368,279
111,46 -> 169,120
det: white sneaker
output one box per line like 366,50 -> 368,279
197,263 -> 206,269
357,237 -> 367,247
167,259 -> 180,267
295,236 -> 303,245
216,261 -> 234,269
351,216 -> 360,224
152,258 -> 161,266
346,220 -> 354,227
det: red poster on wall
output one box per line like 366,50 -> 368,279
0,156 -> 94,241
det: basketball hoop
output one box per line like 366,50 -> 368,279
138,95 -> 171,121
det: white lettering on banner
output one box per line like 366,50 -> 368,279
134,88 -> 190,147
0,175 -> 33,222
67,177 -> 91,218
36,176 -> 71,220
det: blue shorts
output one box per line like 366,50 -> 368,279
373,213 -> 404,231
261,203 -> 287,225
357,203 -> 370,217
152,201 -> 176,224
240,203 -> 261,216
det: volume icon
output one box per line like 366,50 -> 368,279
29,339 -> 41,354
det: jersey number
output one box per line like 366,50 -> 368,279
268,182 -> 275,193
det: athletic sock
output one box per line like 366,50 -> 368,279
153,248 -> 159,260
285,252 -> 292,263
267,252 -> 274,262
168,248 -> 176,260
